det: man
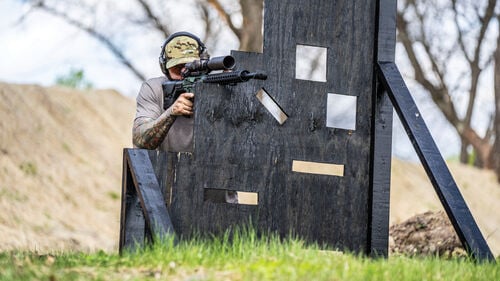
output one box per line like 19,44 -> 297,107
132,32 -> 200,152
132,31 -> 237,203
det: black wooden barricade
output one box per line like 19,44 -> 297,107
119,0 -> 494,261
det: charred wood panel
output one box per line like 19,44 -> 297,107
167,0 -> 385,253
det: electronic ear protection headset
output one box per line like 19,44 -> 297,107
158,31 -> 207,76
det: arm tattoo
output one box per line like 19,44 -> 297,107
133,111 -> 176,150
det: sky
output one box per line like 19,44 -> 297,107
0,0 -> 240,97
0,0 -> 147,97
0,0 -> 480,162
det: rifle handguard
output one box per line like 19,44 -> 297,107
203,70 -> 267,85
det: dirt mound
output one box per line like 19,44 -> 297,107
389,211 -> 465,257
390,158 -> 500,257
0,82 -> 134,252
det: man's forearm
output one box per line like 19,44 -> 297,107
133,111 -> 176,150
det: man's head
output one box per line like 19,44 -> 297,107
159,32 -> 206,78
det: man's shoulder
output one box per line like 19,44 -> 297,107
139,76 -> 168,97
144,76 -> 169,87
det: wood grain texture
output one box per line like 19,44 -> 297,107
369,0 -> 397,256
165,0 -> 386,254
119,149 -> 146,253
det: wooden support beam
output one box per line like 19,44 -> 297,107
377,61 -> 495,262
119,150 -> 146,253
369,0 -> 397,257
119,149 -> 177,253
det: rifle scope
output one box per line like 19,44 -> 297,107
184,56 -> 236,74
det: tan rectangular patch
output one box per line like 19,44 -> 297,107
237,192 -> 258,205
256,88 -> 288,125
292,160 -> 344,177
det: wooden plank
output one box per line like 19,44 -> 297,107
377,61 -> 495,262
126,149 -> 177,243
369,0 -> 397,257
376,0 -> 397,62
292,160 -> 344,177
147,150 -> 171,207
122,194 -> 147,252
119,149 -> 146,253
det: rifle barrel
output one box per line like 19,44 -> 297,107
202,70 -> 267,85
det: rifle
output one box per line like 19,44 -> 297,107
162,55 -> 267,110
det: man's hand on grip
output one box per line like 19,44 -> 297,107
171,92 -> 194,116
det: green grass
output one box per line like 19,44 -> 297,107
0,230 -> 498,281
19,161 -> 37,176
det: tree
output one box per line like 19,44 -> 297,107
55,68 -> 93,90
396,0 -> 500,180
22,0 -> 264,81
494,14 -> 500,182
204,0 -> 263,52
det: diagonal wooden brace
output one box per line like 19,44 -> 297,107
377,61 -> 494,262
119,149 -> 176,253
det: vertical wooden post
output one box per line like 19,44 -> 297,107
369,0 -> 397,257
119,149 -> 146,253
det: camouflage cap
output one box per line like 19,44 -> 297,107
165,35 -> 200,69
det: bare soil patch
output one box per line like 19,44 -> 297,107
389,211 -> 465,257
